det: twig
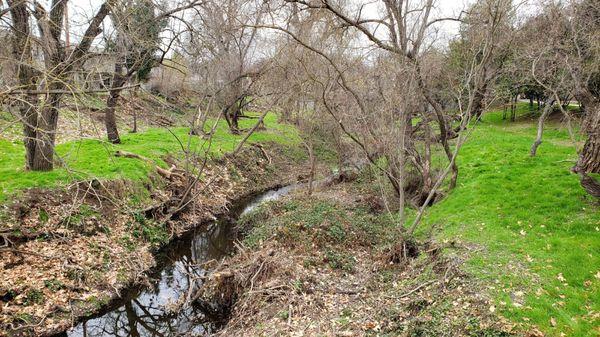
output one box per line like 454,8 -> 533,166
385,280 -> 437,300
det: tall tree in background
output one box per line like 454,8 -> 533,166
103,0 -> 166,143
185,0 -> 267,134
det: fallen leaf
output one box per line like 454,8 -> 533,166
550,317 -> 556,327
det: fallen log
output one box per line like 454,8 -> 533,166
115,151 -> 185,180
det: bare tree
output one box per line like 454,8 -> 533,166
257,0 -> 514,237
6,0 -> 114,171
185,0 -> 268,134
102,0 -> 202,144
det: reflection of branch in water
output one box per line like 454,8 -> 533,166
206,223 -> 231,256
129,299 -> 167,336
125,302 -> 142,337
192,221 -> 233,261
72,221 -> 241,337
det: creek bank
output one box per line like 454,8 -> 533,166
0,144 -> 306,336
195,180 -> 516,336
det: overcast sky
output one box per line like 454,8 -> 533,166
60,0 -> 473,41
12,0 -> 477,62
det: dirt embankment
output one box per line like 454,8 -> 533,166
194,182 -> 518,337
0,145 -> 303,336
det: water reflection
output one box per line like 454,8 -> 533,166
63,221 -> 235,337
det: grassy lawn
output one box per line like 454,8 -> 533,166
419,104 -> 599,336
0,113 -> 300,202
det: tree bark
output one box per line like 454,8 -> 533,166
32,92 -> 62,170
104,62 -> 126,144
510,94 -> 517,121
305,142 -> 315,196
575,104 -> 600,173
8,0 -> 39,170
471,81 -> 488,119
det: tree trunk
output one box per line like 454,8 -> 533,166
132,110 -> 137,133
32,92 -> 62,170
530,98 -> 555,157
578,134 -> 600,173
105,62 -> 126,144
105,91 -> 122,144
306,143 -> 315,196
131,87 -> 139,133
414,63 -> 458,190
471,81 -> 487,119
510,95 -> 518,121
9,0 -> 40,170
575,104 -> 600,173
231,106 -> 240,133
22,104 -> 39,170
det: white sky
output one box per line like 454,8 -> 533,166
19,0 -> 476,58
61,0 -> 473,40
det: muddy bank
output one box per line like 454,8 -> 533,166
0,145 -> 305,336
194,182 -> 515,337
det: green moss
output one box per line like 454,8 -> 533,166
24,289 -> 44,305
44,279 -> 65,292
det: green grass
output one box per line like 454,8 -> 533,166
418,104 -> 599,336
0,112 -> 300,202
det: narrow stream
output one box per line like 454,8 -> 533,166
58,184 -> 298,337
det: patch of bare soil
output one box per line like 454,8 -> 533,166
0,145 -> 302,336
195,184 -> 519,337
